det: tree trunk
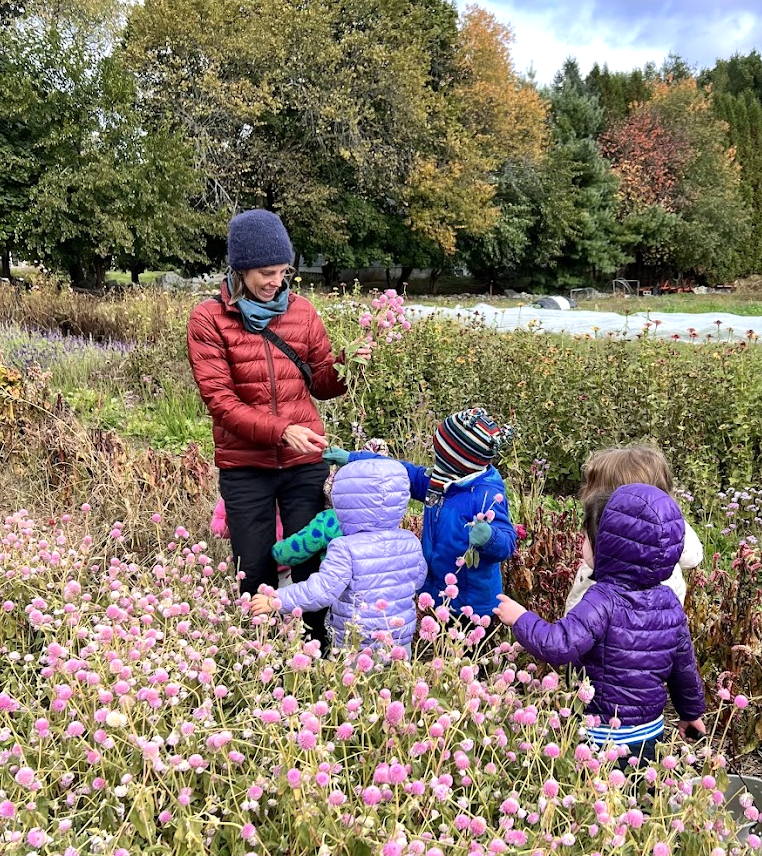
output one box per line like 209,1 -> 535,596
321,261 -> 337,288
129,260 -> 145,285
68,259 -> 88,290
396,265 -> 413,290
94,256 -> 110,291
1,242 -> 11,280
430,268 -> 442,294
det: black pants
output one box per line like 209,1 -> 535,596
219,462 -> 330,646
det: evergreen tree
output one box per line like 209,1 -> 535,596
542,59 -> 626,286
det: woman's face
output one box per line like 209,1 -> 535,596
242,265 -> 291,302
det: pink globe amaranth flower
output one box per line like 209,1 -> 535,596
14,767 -> 36,788
385,701 -> 405,727
286,768 -> 301,788
158,810 -> 173,824
151,513 -> 162,524
718,687 -> 731,701
356,654 -> 374,673
543,743 -> 561,759
27,829 -> 47,848
444,584 -> 459,598
336,722 -> 354,740
574,744 -> 592,762
417,592 -> 434,609
608,769 -> 626,788
0,799 -> 16,818
470,816 -> 488,836
543,779 -> 559,798
282,695 -> 298,715
746,834 -> 762,849
653,843 -> 671,856
362,785 -> 383,805
289,653 -> 311,671
0,692 -> 19,711
454,813 -> 470,831
662,755 -> 678,770
624,809 -> 645,828
328,790 -> 346,806
735,694 -> 749,709
241,823 -> 256,841
541,673 -> 559,691
382,843 -> 403,856
444,572 -> 458,585
297,729 -> 316,750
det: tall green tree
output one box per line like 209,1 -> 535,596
3,3 -> 205,288
542,59 -> 627,286
124,0 -> 464,279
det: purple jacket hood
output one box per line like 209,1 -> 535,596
594,484 -> 685,590
331,458 -> 410,535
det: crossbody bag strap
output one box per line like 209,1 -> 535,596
211,294 -> 313,390
259,326 -> 313,391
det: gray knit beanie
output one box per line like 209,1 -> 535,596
227,209 -> 294,270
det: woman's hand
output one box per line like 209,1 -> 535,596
353,340 -> 374,361
282,425 -> 329,455
493,593 -> 527,627
342,338 -> 375,363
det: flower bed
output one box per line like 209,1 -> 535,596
0,510 -> 759,855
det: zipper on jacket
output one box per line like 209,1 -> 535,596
262,339 -> 283,467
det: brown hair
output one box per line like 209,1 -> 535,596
583,490 -> 612,551
579,443 -> 673,503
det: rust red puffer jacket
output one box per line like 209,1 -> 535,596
187,280 -> 346,470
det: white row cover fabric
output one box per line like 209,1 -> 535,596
405,303 -> 762,342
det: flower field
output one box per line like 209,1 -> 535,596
2,279 -> 762,854
0,509 -> 759,856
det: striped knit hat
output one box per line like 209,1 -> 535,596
425,408 -> 514,507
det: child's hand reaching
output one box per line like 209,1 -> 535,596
678,718 -> 706,741
250,594 -> 278,616
493,593 -> 527,627
322,447 -> 350,467
469,521 -> 492,547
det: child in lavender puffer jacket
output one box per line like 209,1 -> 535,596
250,458 -> 427,653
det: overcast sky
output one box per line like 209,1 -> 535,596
467,1 -> 762,84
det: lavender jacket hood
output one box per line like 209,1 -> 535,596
278,458 -> 427,649
513,484 -> 705,725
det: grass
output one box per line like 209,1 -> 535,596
104,270 -> 173,286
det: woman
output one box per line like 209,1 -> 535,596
187,209 -> 367,646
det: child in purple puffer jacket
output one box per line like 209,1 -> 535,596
250,457 -> 427,654
494,484 -> 706,764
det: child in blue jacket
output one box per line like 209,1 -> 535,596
324,408 -> 517,622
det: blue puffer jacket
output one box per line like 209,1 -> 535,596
350,453 -> 516,619
277,458 -> 427,648
513,484 -> 706,726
